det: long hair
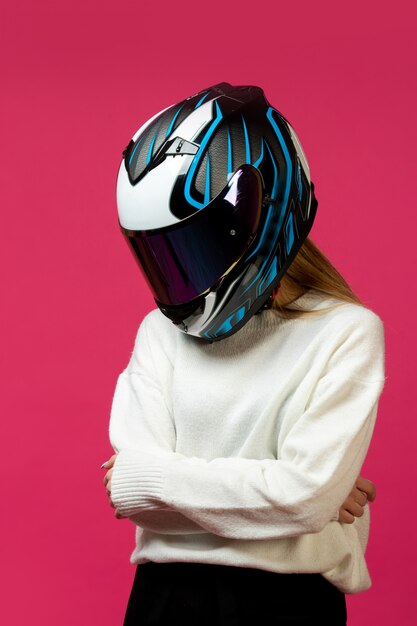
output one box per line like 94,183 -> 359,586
272,237 -> 366,319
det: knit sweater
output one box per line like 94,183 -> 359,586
108,289 -> 386,594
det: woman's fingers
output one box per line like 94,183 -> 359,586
101,453 -> 117,470
353,486 -> 368,507
345,494 -> 366,518
338,496 -> 364,524
102,454 -> 118,498
103,467 -> 113,490
338,485 -> 373,524
100,453 -> 124,518
338,475 -> 376,524
338,508 -> 355,524
355,476 -> 376,502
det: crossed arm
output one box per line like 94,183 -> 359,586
101,310 -> 385,539
103,454 -> 376,525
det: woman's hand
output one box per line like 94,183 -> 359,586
338,475 -> 376,523
101,453 -> 124,519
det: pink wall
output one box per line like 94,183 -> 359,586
1,0 -> 414,623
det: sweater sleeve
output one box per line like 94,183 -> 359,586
108,312 -> 206,534
110,310 -> 386,540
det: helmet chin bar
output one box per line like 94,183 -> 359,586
185,291 -> 219,333
154,274 -> 233,337
155,294 -> 206,327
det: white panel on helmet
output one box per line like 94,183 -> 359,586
287,124 -> 311,183
117,152 -> 195,230
117,99 -> 217,231
172,100 -> 215,142
184,291 -> 217,333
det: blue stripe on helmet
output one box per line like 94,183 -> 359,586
184,100 -> 224,209
296,160 -> 302,201
252,137 -> 264,168
128,136 -> 144,167
241,114 -> 251,164
227,127 -> 233,177
285,211 -> 295,255
241,108 -> 293,295
266,107 -> 292,207
146,133 -> 157,166
259,256 -> 278,293
243,139 -> 279,267
165,104 -> 185,139
206,305 -> 246,339
194,93 -> 209,109
204,154 -> 211,204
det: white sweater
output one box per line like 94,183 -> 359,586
108,289 -> 386,594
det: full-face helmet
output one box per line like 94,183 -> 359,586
116,82 -> 318,342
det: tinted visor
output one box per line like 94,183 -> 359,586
120,165 -> 263,306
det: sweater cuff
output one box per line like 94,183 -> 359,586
110,448 -> 167,518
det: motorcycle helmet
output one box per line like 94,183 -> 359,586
116,82 -> 318,343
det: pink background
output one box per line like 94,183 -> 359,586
1,0 -> 415,623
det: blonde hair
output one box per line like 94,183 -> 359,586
272,237 -> 366,320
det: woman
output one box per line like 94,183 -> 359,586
102,83 -> 386,625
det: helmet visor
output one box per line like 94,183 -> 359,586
120,165 -> 263,306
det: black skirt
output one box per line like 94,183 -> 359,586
123,561 -> 347,626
